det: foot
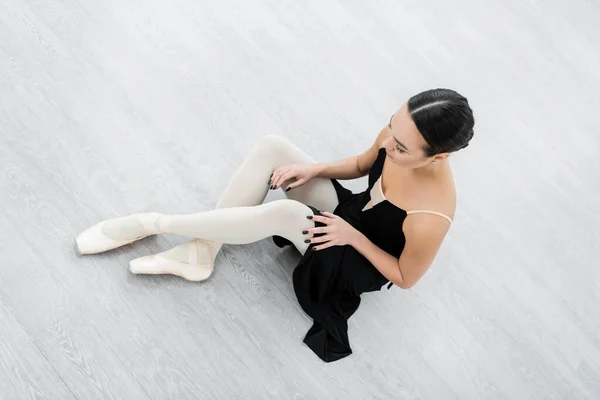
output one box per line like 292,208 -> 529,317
129,239 -> 220,281
75,212 -> 163,255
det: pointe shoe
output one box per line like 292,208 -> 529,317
129,255 -> 214,281
129,239 -> 216,281
75,212 -> 162,255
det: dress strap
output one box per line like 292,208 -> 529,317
406,210 -> 453,223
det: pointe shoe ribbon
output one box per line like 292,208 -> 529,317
75,213 -> 161,255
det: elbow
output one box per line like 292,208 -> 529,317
397,281 -> 415,290
395,265 -> 414,289
355,160 -> 368,177
396,261 -> 429,289
395,267 -> 417,289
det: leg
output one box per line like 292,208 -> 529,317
149,135 -> 340,279
127,200 -> 315,279
99,135 -> 338,242
214,134 -> 339,211
204,134 -> 340,257
76,135 -> 339,279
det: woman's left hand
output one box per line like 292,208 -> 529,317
306,212 -> 364,250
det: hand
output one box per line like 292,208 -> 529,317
305,211 -> 364,250
270,163 -> 318,191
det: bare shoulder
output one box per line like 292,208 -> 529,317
403,169 -> 456,234
390,164 -> 457,288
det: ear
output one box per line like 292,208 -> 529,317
433,152 -> 451,161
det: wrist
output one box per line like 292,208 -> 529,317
311,163 -> 325,178
351,230 -> 368,248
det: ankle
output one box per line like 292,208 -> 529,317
138,212 -> 167,234
191,239 -> 221,265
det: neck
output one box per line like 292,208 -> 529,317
412,158 -> 448,179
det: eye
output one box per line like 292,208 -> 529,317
395,145 -> 405,153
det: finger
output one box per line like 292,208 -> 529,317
272,170 -> 292,189
270,167 -> 284,182
314,241 -> 336,251
320,211 -> 338,218
309,235 -> 331,244
310,215 -> 333,224
269,170 -> 277,185
270,170 -> 285,187
270,169 -> 289,188
286,179 -> 306,191
306,227 -> 328,235
274,171 -> 295,189
272,168 -> 288,181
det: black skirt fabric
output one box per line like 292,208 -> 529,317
273,149 -> 407,362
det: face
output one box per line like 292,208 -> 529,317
381,103 -> 448,169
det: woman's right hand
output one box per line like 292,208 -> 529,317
270,163 -> 319,191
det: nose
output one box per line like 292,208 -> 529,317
381,136 -> 393,149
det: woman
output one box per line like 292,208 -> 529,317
75,88 -> 475,362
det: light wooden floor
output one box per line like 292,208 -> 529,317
1,0 -> 599,399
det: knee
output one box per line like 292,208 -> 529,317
267,199 -> 312,224
253,134 -> 293,156
263,200 -> 313,250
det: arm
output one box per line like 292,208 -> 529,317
313,126 -> 390,180
351,214 -> 451,289
352,234 -> 405,285
310,210 -> 450,289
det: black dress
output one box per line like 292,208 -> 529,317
272,148 -> 408,362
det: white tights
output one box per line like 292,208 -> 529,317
101,135 -> 340,277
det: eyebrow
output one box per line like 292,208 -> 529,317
388,114 -> 410,153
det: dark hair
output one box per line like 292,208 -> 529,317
408,88 -> 475,158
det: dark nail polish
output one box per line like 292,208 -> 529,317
302,230 -> 308,234
285,188 -> 291,192
306,216 -> 313,220
270,185 -> 275,189
304,239 -> 310,243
